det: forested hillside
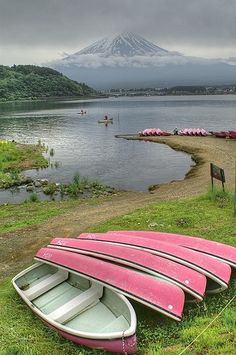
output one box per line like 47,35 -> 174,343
0,65 -> 96,101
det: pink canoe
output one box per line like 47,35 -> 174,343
78,233 -> 231,293
35,247 -> 185,321
49,238 -> 207,302
107,231 -> 236,269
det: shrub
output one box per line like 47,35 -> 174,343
67,182 -> 79,197
73,172 -> 81,187
28,192 -> 40,202
43,182 -> 57,195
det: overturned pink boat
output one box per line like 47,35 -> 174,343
78,233 -> 231,293
107,231 -> 236,270
35,247 -> 185,321
49,237 -> 207,302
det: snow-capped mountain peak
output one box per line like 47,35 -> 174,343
74,32 -> 170,57
47,32 -> 236,90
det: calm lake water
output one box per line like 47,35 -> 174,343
0,95 -> 235,203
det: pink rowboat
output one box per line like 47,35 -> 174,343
12,261 -> 137,354
108,231 -> 236,269
50,238 -> 207,302
78,233 -> 231,293
35,247 -> 185,321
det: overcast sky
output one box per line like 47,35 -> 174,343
1,0 -> 236,65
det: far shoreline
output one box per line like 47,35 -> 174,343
0,95 -> 107,105
2,93 -> 236,105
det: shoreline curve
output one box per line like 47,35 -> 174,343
115,134 -> 236,197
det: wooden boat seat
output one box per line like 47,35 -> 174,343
48,282 -> 104,324
24,269 -> 68,301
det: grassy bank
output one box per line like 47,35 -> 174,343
0,140 -> 48,188
0,190 -> 235,354
0,200 -> 78,234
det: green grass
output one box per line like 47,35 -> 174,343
0,141 -> 48,171
0,279 -> 101,355
90,192 -> 236,247
0,200 -> 79,234
0,140 -> 48,188
0,191 -> 236,354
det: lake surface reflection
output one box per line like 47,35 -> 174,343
0,95 -> 235,203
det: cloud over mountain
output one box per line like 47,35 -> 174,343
48,32 -> 236,89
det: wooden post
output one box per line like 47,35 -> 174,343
210,163 -> 225,192
210,163 -> 214,191
234,161 -> 236,216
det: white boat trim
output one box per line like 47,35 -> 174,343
12,262 -> 137,340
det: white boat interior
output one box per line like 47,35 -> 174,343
13,262 -> 136,337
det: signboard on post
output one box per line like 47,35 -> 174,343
210,163 -> 225,191
234,185 -> 236,216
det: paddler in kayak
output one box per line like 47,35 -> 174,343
104,115 -> 109,126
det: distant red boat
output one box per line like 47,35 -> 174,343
210,130 -> 236,139
49,237 -> 207,302
108,231 -> 236,270
210,131 -> 228,138
78,233 -> 231,293
215,132 -> 228,138
228,131 -> 236,139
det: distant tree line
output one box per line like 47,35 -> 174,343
0,65 -> 96,101
108,85 -> 236,96
166,86 -> 207,94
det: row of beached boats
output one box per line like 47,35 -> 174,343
138,128 -> 171,136
178,128 -> 208,136
209,130 -> 236,139
138,127 -> 236,138
12,231 -> 236,353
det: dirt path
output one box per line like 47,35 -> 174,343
1,136 -> 236,279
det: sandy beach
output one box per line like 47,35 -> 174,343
130,135 -> 236,198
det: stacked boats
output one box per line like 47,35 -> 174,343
138,128 -> 171,136
137,128 -> 236,138
12,231 -> 236,353
179,128 -> 209,136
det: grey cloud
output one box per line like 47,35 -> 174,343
51,53 -> 219,70
0,0 -> 236,63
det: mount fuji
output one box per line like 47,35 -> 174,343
48,32 -> 236,89
72,32 -> 171,57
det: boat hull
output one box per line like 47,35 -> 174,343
107,231 -> 236,269
35,247 -> 185,320
78,233 -> 231,293
58,329 -> 136,353
98,119 -> 113,123
44,319 -> 136,353
49,237 -> 207,302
